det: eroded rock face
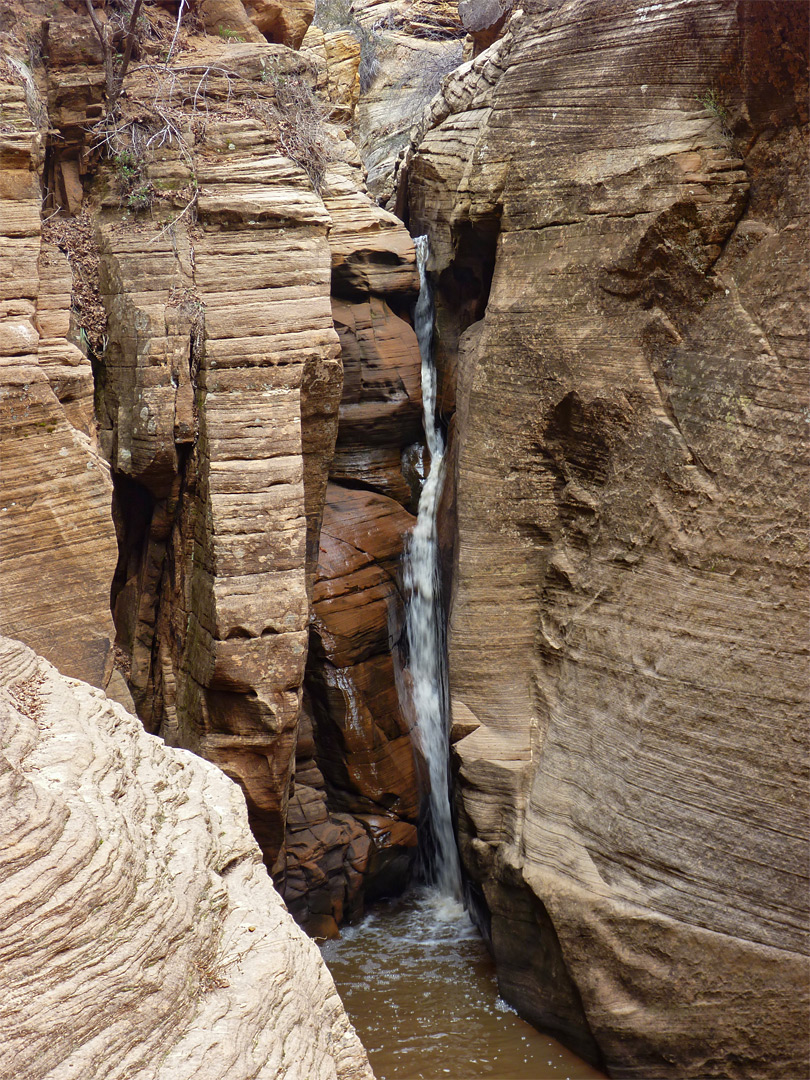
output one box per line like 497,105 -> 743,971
338,0 -> 465,202
303,26 -> 362,124
458,0 -> 512,55
0,635 -> 373,1080
1,0 -> 426,934
243,0 -> 316,48
0,65 -> 121,698
82,45 -> 344,868
407,1 -> 809,1075
277,166 -> 423,936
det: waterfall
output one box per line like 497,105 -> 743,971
404,235 -> 463,900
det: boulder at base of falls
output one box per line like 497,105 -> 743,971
0,636 -> 374,1080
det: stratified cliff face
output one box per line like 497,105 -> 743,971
406,1 -> 809,1076
0,635 -> 373,1080
0,0 -> 426,935
93,45 -> 346,869
0,53 -> 122,697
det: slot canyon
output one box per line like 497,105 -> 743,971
0,0 -> 807,1078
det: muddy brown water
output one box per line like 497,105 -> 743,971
320,889 -> 605,1080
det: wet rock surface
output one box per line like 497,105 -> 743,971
278,141 -> 424,935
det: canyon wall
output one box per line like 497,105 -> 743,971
0,635 -> 372,1080
0,44 -> 123,698
0,0 -> 427,938
3,1 -> 808,1076
405,0 -> 809,1076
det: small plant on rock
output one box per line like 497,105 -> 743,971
112,148 -> 156,211
217,27 -> 246,42
696,87 -> 732,139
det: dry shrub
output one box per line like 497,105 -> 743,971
313,0 -> 381,92
407,42 -> 463,105
313,0 -> 354,32
252,63 -> 332,189
42,210 -> 107,355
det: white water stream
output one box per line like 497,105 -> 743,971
403,235 -> 462,899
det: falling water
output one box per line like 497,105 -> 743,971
404,235 -> 462,899
320,238 -> 606,1080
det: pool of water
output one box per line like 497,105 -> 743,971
320,889 -> 605,1080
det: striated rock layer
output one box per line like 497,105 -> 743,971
0,0 -> 428,935
406,1 -> 809,1076
88,44 -> 344,868
0,57 -> 121,696
0,635 -> 373,1080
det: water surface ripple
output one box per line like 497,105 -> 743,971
321,890 -> 605,1080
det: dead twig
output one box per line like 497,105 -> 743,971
83,0 -> 144,109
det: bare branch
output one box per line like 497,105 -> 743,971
148,187 -> 198,245
118,0 -> 144,87
83,0 -> 105,42
165,0 -> 187,67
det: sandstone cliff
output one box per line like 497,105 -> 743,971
0,0 -> 427,935
0,45 -> 123,697
404,1 -> 809,1076
0,634 -> 373,1080
4,1 -> 808,1075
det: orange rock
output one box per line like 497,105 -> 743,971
243,0 -> 315,48
331,294 -> 423,503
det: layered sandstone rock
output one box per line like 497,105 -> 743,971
0,635 -> 373,1080
84,43 -> 344,867
0,0 -> 427,935
323,167 -> 423,499
303,26 -> 362,124
0,61 -> 121,696
277,164 -> 424,935
313,0 -> 464,202
197,0 -> 316,48
406,1 -> 809,1076
329,293 -> 422,502
0,12 -> 349,870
